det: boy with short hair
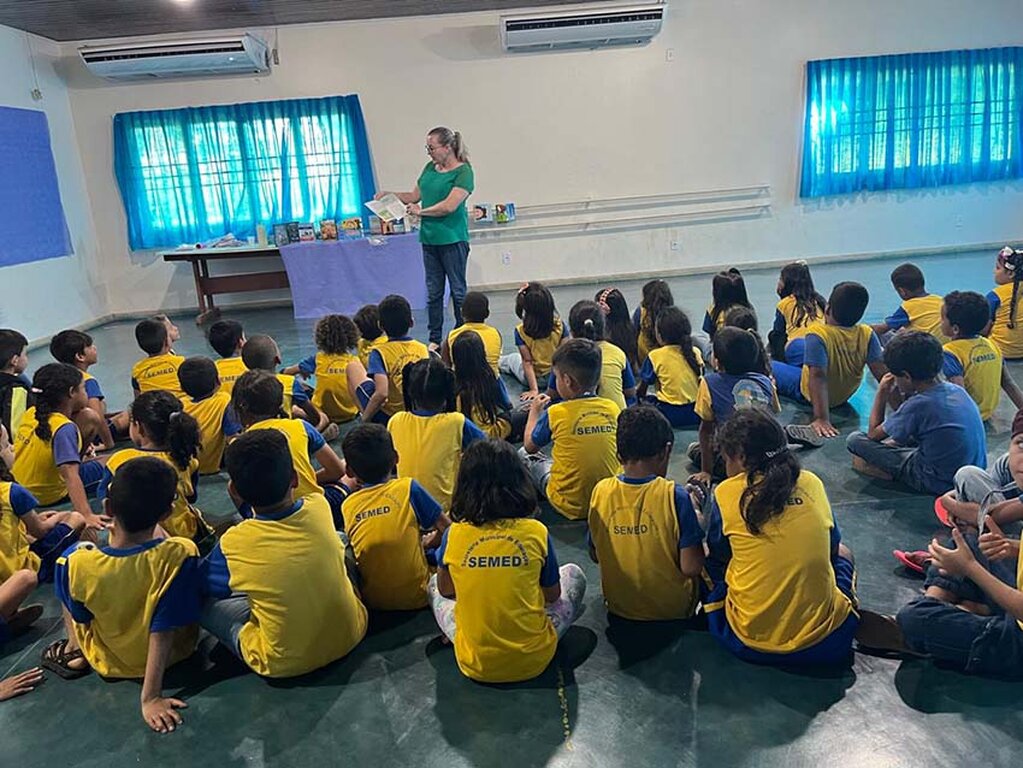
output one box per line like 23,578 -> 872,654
50,329 -> 126,448
178,357 -> 242,475
871,263 -> 947,343
131,318 -> 186,399
941,290 -> 1021,420
774,282 -> 887,438
0,329 -> 31,439
847,331 -> 986,494
207,320 -> 247,395
442,291 -> 502,375
588,405 -> 705,621
353,304 -> 384,369
241,334 -> 328,432
522,338 -> 621,520
48,457 -> 202,733
200,430 -> 367,677
340,423 -> 448,610
356,294 -> 430,424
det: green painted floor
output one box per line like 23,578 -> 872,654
4,251 -> 1023,767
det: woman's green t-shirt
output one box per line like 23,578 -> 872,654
417,162 -> 475,246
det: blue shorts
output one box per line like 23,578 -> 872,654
354,381 -> 390,425
785,337 -> 806,367
78,460 -> 105,497
770,360 -> 809,404
30,522 -> 81,583
705,554 -> 859,667
645,397 -> 699,428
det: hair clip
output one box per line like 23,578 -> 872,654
765,446 -> 788,459
30,387 -> 43,394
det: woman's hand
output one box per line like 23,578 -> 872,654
406,203 -> 422,217
373,191 -> 389,201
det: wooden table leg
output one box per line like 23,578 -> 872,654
194,257 -> 222,325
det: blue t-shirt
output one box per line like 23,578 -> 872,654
84,377 -> 104,401
882,381 -> 987,485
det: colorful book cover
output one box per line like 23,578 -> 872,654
298,223 -> 316,242
369,216 -> 383,235
495,203 -> 516,224
273,224 -> 289,247
341,217 -> 362,232
473,202 -> 493,224
320,219 -> 338,240
285,221 -> 300,243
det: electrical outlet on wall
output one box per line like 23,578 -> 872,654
670,240 -> 681,252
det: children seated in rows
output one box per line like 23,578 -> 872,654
282,314 -> 363,427
357,294 -> 430,424
49,329 -> 122,448
178,357 -> 242,475
442,291 -> 502,376
131,318 -> 185,400
500,282 -> 565,401
871,263 -> 947,343
241,334 -> 328,433
637,306 -> 703,427
206,320 -> 247,396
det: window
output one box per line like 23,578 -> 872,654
113,95 -> 375,249
800,47 -> 1023,198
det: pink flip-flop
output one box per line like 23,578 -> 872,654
893,549 -> 931,574
934,497 -> 954,528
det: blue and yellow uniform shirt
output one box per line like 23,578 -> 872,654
182,392 -> 242,475
448,322 -> 503,377
773,295 -> 823,343
702,304 -> 742,336
131,353 -> 186,398
201,494 -> 368,678
367,337 -> 431,416
388,410 -> 485,511
55,537 -> 201,678
641,345 -> 702,406
12,408 -> 80,505
298,352 -> 359,422
99,449 -> 202,540
885,294 -> 948,342
587,475 -> 704,621
633,306 -> 658,365
457,378 -> 513,440
81,372 -> 104,402
248,417 -> 325,502
341,477 -> 441,610
595,340 -> 634,411
704,470 -> 854,654
694,371 -> 778,423
943,336 -> 1002,420
531,395 -> 621,520
214,356 -> 248,396
275,373 -> 309,417
799,323 -> 882,406
437,517 -> 560,683
514,319 -> 565,382
987,282 -> 1023,359
357,336 -> 384,370
0,481 -> 41,581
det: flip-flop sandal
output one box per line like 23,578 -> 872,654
41,639 -> 90,680
934,497 -> 954,528
893,549 -> 931,574
784,424 -> 824,448
7,604 -> 43,636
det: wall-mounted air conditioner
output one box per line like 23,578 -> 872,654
501,3 -> 664,53
79,33 -> 271,81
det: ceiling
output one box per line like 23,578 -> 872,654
0,0 -> 605,43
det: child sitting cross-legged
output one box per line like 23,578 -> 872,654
340,423 -> 449,611
46,457 -> 202,733
49,329 -> 124,448
452,331 -> 516,441
846,331 -> 986,495
206,320 -> 247,396
637,306 -> 703,428
178,357 -> 242,476
588,406 -> 705,621
442,291 -> 503,376
131,318 -> 185,400
242,335 -> 329,433
281,314 -> 364,430
871,263 -> 947,343
200,429 -> 367,678
428,439 -> 587,683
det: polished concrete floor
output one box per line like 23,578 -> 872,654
3,250 -> 1023,768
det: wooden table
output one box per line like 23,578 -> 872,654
161,245 -> 290,324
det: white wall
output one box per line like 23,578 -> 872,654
0,26 -> 106,339
61,0 -> 1023,315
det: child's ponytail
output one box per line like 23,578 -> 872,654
656,306 -> 702,378
31,363 -> 83,442
1002,247 -> 1023,329
568,300 -> 605,342
716,407 -> 800,535
130,391 -> 200,471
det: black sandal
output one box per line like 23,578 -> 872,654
41,639 -> 90,680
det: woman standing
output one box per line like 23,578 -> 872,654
377,127 -> 475,351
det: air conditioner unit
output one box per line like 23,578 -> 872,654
79,34 -> 271,81
501,3 -> 664,53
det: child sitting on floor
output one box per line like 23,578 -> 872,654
178,357 -> 242,475
340,423 -> 448,610
353,304 -> 384,369
131,318 -> 185,400
871,263 -> 947,343
846,331 -> 986,495
0,329 -> 31,441
500,281 -> 566,401
633,279 -> 674,366
49,329 -> 123,448
429,439 -> 587,683
283,314 -> 363,427
986,246 -> 1023,360
703,269 -> 752,339
596,287 -> 640,375
200,429 -> 367,678
588,406 -> 705,621
769,262 -> 825,365
48,457 -> 202,733
443,291 -> 502,376
207,320 -> 247,396
638,306 -> 703,427
356,294 -> 430,424
242,335 -> 328,433
452,331 -> 515,440
560,300 -> 635,412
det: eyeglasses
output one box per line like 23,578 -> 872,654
425,144 -> 442,152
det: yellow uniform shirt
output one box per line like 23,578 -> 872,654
987,282 -> 1023,359
596,340 -> 630,411
707,470 -> 853,653
307,352 -> 359,422
182,391 -> 238,475
515,319 -> 564,382
588,476 -> 704,621
208,494 -> 368,677
357,336 -> 384,369
457,393 -> 512,440
448,322 -> 503,377
439,518 -> 559,683
942,336 -> 1002,420
644,345 -> 703,405
532,395 -> 621,520
367,338 -> 430,416
775,295 -> 823,342
102,449 -> 202,540
799,323 -> 880,406
12,409 -> 78,506
636,307 -> 657,366
215,357 -> 248,396
887,294 -> 948,343
131,353 -> 186,398
388,411 -> 482,511
276,373 -> 300,416
0,482 -> 39,581
55,537 -> 201,678
341,477 -> 441,610
248,418 -> 322,501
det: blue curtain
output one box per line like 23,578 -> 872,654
113,95 -> 376,249
801,47 -> 1023,198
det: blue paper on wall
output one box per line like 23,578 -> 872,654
0,107 -> 72,268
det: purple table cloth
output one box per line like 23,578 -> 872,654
279,233 -> 426,319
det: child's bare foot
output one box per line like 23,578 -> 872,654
851,456 -> 894,481
854,610 -> 910,653
0,667 -> 44,701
